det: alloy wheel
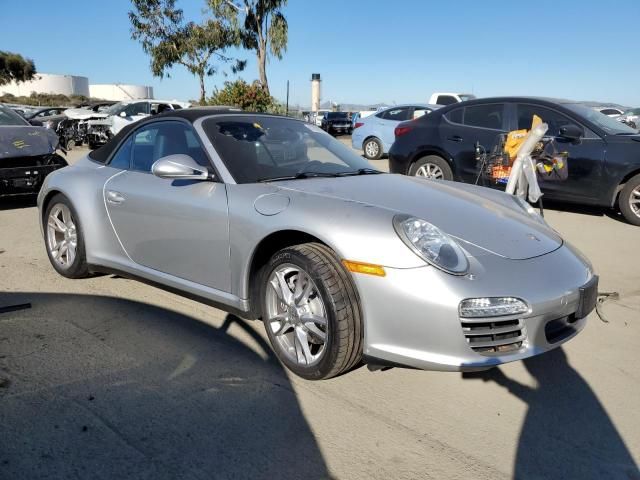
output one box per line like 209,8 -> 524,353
416,163 -> 444,180
265,264 -> 328,366
46,204 -> 77,269
365,141 -> 379,158
630,185 -> 640,218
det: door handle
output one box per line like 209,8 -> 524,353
447,135 -> 464,142
106,190 -> 125,205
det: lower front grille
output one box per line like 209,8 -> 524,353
461,318 -> 525,354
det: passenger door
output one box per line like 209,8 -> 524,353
375,107 -> 413,150
439,103 -> 507,182
514,103 -> 605,202
103,120 -> 231,292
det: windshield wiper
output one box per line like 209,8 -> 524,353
258,172 -> 341,182
258,168 -> 384,182
335,168 -> 384,176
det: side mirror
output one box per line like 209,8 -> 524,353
558,124 -> 583,141
151,154 -> 212,181
29,119 -> 43,126
119,111 -> 127,118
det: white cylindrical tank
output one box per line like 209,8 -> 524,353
89,84 -> 154,101
0,73 -> 89,97
311,73 -> 321,112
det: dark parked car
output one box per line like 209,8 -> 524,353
320,112 -> 352,135
24,107 -> 68,124
0,105 -> 67,197
389,97 -> 640,226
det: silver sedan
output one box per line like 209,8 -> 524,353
37,108 -> 598,379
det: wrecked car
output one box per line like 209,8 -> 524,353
65,99 -> 189,149
0,104 -> 67,197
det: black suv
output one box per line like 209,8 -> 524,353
388,97 -> 640,226
320,112 -> 352,135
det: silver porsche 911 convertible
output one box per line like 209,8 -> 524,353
37,108 -> 598,379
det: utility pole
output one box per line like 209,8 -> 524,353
286,80 -> 289,116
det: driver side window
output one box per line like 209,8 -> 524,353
516,104 -> 575,137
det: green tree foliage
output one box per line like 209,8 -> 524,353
207,78 -> 283,112
209,0 -> 287,94
129,0 -> 246,104
0,51 -> 36,86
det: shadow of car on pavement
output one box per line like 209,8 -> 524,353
464,348 -> 638,479
0,292 -> 331,480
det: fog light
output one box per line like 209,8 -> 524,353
459,297 -> 528,318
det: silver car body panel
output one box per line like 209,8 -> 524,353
37,118 -> 594,371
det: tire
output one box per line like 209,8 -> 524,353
409,155 -> 453,181
261,243 -> 363,380
618,173 -> 640,226
363,137 -> 383,160
43,193 -> 90,278
88,142 -> 98,150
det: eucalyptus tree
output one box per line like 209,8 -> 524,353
0,51 -> 36,86
129,0 -> 245,103
209,0 -> 287,94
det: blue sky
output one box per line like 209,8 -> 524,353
2,0 -> 639,107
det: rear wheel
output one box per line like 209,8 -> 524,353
261,243 -> 362,380
409,155 -> 453,181
44,194 -> 89,278
363,137 -> 383,160
619,174 -> 640,226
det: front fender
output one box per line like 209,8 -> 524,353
226,184 -> 426,299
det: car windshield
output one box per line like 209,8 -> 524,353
458,94 -> 476,102
625,108 -> 640,115
0,105 -> 29,126
564,103 -> 637,135
203,115 -> 378,183
104,102 -> 127,115
327,112 -> 348,119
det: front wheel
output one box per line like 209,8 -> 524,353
619,174 -> 640,226
261,243 -> 363,380
409,155 -> 453,181
44,194 -> 90,278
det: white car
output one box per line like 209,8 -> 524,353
428,92 -> 476,106
66,99 -> 190,148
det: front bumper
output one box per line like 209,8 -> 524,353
0,156 -> 68,197
353,243 -> 594,371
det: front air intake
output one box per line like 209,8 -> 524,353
461,318 -> 525,354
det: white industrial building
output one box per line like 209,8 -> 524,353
89,84 -> 154,101
0,73 -> 90,97
0,72 -> 154,101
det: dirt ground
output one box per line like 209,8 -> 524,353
0,145 -> 638,479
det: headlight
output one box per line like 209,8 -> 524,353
393,215 -> 469,274
459,297 -> 529,318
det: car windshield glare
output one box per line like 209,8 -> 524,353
564,103 -> 637,135
202,116 -> 376,183
104,102 -> 126,116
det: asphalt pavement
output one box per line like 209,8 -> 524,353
0,143 -> 638,479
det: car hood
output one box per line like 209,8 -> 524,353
0,126 -> 59,159
274,174 -> 562,260
64,108 -> 110,120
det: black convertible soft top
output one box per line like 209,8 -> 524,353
88,107 -> 243,163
